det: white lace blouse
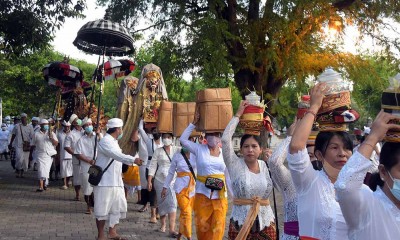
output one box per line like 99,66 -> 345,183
287,148 -> 349,240
221,117 -> 275,230
268,136 -> 298,240
335,151 -> 400,240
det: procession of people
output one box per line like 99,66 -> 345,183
2,63 -> 400,240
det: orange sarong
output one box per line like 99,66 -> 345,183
194,193 -> 228,240
122,165 -> 140,186
176,172 -> 195,238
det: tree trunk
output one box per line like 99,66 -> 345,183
233,66 -> 285,112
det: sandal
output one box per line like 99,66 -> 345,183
149,218 -> 157,224
168,232 -> 179,238
85,209 -> 92,215
36,188 -> 43,192
138,207 -> 148,212
158,226 -> 166,233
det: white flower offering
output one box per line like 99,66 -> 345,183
317,67 -> 351,94
245,91 -> 265,108
388,72 -> 400,91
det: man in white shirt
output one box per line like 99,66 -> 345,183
0,123 -> 10,161
9,113 -> 34,178
5,116 -> 13,131
93,118 -> 143,240
58,121 -> 72,189
30,117 -> 40,171
75,117 -> 102,214
64,114 -> 84,201
30,117 -> 40,132
7,116 -> 18,169
31,119 -> 58,192
48,117 -> 61,181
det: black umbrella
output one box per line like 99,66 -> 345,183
73,19 -> 135,159
73,19 -> 134,56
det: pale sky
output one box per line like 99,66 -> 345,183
52,0 -> 398,65
52,0 -> 106,64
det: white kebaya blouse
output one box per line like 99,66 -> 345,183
335,151 -> 400,240
287,148 -> 349,240
221,117 -> 274,230
268,136 -> 298,240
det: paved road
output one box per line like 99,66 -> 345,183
0,159 -> 283,240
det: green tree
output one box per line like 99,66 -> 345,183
0,49 -> 96,117
347,52 -> 400,127
97,0 -> 400,109
266,51 -> 400,130
0,0 -> 85,55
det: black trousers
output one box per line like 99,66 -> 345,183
140,167 -> 157,207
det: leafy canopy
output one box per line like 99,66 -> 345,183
0,49 -> 96,117
0,0 -> 85,55
97,0 -> 400,104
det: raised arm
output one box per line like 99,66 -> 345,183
222,100 -> 247,170
268,136 -> 292,192
336,111 -> 400,229
179,123 -> 200,155
269,119 -> 299,192
287,84 -> 327,193
138,119 -> 150,146
289,83 -> 326,154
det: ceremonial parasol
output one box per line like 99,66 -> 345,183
73,19 -> 134,56
43,59 -> 86,120
98,59 -> 135,81
73,18 -> 134,159
43,61 -> 84,87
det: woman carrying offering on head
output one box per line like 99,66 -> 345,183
180,114 -> 228,240
221,100 -> 276,240
267,119 -> 299,240
335,110 -> 400,239
288,83 -> 353,240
